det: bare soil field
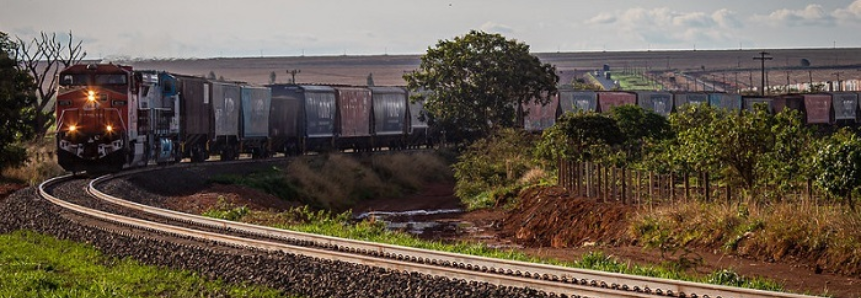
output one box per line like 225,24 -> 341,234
118,48 -> 861,89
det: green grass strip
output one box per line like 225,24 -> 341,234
0,230 -> 293,298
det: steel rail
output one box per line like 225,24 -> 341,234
85,169 -> 823,298
39,175 -> 676,298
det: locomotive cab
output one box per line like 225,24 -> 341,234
56,64 -> 133,173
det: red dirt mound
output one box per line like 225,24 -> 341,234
165,184 -> 300,215
501,186 -> 634,248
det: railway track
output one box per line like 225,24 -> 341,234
38,165 -> 823,298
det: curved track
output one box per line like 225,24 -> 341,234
38,166 -> 823,298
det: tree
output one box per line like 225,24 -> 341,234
269,71 -> 277,84
814,129 -> 861,210
14,31 -> 85,139
404,30 -> 558,143
207,71 -> 217,80
608,105 -> 672,163
0,31 -> 37,173
534,112 -> 624,166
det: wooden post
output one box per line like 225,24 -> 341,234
670,173 -> 676,203
726,183 -> 731,203
621,168 -> 627,204
649,171 -> 654,202
704,172 -> 711,201
636,170 -> 641,205
585,162 -> 591,198
611,167 -> 617,201
684,171 -> 690,202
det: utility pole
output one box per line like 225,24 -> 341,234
287,69 -> 301,84
754,51 -> 773,96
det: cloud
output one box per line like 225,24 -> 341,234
586,13 -> 616,25
712,9 -> 742,28
835,0 -> 861,23
754,4 -> 836,27
584,7 -> 742,48
479,21 -> 514,34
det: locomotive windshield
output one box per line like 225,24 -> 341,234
60,73 -> 128,86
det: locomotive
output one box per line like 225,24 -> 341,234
56,64 -> 180,173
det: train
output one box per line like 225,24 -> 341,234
54,64 -> 432,173
55,63 -> 860,174
522,88 -> 860,132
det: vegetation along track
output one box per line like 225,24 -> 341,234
38,162 -> 824,298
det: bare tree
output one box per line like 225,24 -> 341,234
14,31 -> 86,138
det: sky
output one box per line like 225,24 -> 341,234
2,0 -> 861,59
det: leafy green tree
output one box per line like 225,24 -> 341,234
404,30 -> 558,143
0,31 -> 36,173
534,111 -> 624,166
761,109 -> 815,196
814,128 -> 861,210
665,105 -> 775,192
608,105 -> 672,163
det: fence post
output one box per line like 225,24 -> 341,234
587,162 -> 592,198
611,167 -> 617,201
684,171 -> 690,202
705,172 -> 711,201
636,170 -> 641,205
649,171 -> 654,203
622,168 -> 627,204
670,173 -> 676,203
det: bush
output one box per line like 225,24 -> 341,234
453,128 -> 539,209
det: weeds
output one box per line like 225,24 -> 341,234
1,138 -> 64,185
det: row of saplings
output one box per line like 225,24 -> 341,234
454,104 -> 861,276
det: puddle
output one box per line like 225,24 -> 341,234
354,209 -> 464,235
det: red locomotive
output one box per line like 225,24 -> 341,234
56,64 -> 180,173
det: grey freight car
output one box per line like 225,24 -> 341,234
369,87 -> 408,149
240,85 -> 271,157
268,84 -> 337,154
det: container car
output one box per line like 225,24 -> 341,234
597,91 -> 637,113
334,86 -> 373,151
558,89 -> 598,114
369,87 -> 408,150
268,84 -> 337,154
636,91 -> 674,117
831,92 -> 859,123
240,85 -> 272,157
523,94 -> 560,132
211,81 -> 242,160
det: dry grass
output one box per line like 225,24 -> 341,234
284,152 -> 452,210
631,200 -> 861,275
369,152 -> 453,190
1,139 -> 64,185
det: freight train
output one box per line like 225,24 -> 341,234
55,63 -> 859,174
55,64 -> 431,173
522,88 -> 860,131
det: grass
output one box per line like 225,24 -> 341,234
201,201 -> 788,293
630,200 -> 861,276
612,73 -> 663,91
0,230 -> 292,297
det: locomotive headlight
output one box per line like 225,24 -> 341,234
68,125 -> 77,132
105,125 -> 113,132
87,90 -> 96,102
